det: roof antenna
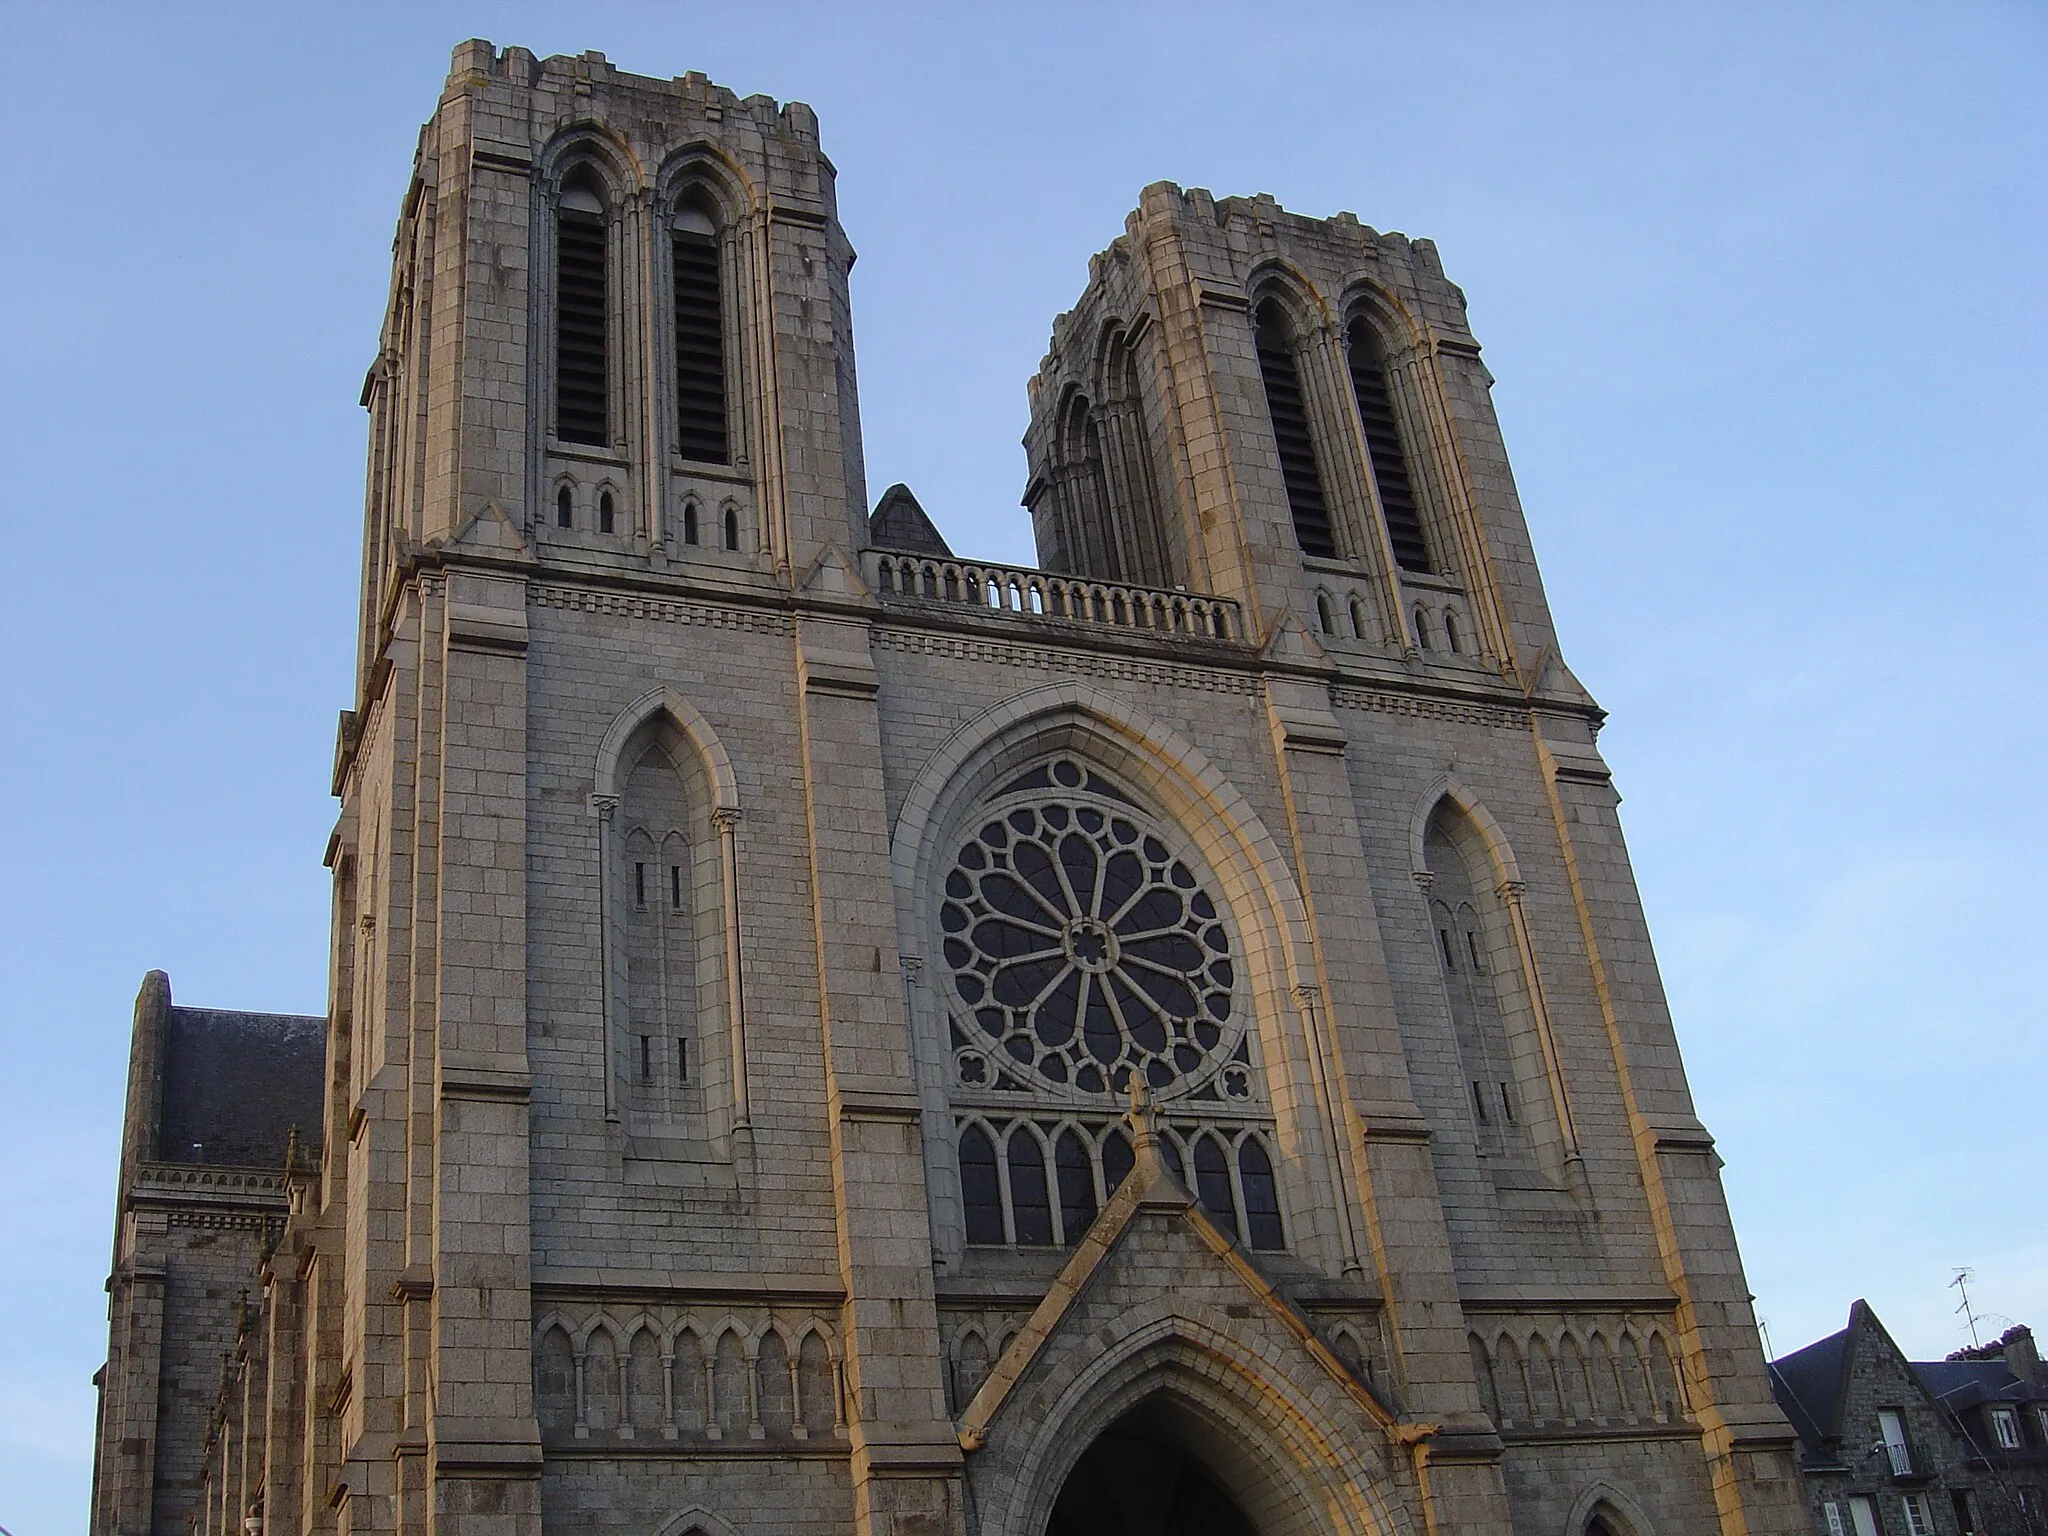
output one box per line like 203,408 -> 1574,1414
1950,1268 -> 1982,1349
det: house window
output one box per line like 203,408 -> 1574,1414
1900,1495 -> 1931,1536
555,184 -> 609,446
1252,299 -> 1334,559
556,485 -> 574,528
1879,1409 -> 1913,1475
598,489 -> 615,534
1848,1497 -> 1880,1536
1949,1492 -> 1974,1536
1990,1406 -> 2021,1449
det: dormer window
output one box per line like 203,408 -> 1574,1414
555,182 -> 609,446
672,199 -> 729,464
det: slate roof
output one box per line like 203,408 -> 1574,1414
1914,1358 -> 2039,1411
1770,1322 -> 1852,1451
866,482 -> 953,557
156,1005 -> 325,1168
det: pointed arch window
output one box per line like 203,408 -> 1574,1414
1054,1128 -> 1098,1244
555,182 -> 609,446
1254,299 -> 1334,559
672,198 -> 729,465
1424,803 -> 1531,1160
1347,318 -> 1432,572
1238,1136 -> 1285,1250
1191,1133 -> 1239,1241
1006,1129 -> 1054,1246
958,1124 -> 1004,1245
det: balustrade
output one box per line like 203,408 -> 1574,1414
864,551 -> 1239,642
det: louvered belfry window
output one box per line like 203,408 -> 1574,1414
1347,318 -> 1432,573
1253,301 -> 1334,559
672,207 -> 729,465
554,195 -> 609,446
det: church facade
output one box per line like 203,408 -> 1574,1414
91,40 -> 1807,1536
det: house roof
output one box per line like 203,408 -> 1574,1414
1914,1359 -> 2041,1411
1770,1321 -> 1852,1451
156,1005 -> 325,1168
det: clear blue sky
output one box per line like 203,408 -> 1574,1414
2,3 -> 2041,1528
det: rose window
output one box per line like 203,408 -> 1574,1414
940,759 -> 1243,1098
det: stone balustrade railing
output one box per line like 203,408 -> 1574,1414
864,551 -> 1242,642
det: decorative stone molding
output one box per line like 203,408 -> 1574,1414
1331,685 -> 1526,731
871,627 -> 1261,697
531,582 -> 793,636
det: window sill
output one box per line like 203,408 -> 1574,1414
669,457 -> 752,484
547,439 -> 631,467
1397,567 -> 1465,595
1300,554 -> 1374,579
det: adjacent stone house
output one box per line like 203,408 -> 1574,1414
1769,1303 -> 2048,1536
91,973 -> 325,1535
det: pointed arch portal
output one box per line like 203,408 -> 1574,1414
1048,1395 -> 1258,1536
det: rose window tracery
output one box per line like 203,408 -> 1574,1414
940,758 -> 1245,1099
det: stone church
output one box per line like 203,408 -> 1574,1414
91,39 -> 1808,1536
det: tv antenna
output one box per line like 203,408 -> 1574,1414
1950,1268 -> 1982,1348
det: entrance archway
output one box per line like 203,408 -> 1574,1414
1047,1395 -> 1258,1536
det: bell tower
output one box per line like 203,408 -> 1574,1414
327,41 -> 953,1536
356,41 -> 868,693
1024,182 -> 1561,685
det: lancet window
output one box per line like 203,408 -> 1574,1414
1346,317 -> 1433,573
554,177 -> 610,446
1423,802 -> 1532,1160
1253,299 -> 1335,559
611,719 -> 721,1137
671,195 -> 729,465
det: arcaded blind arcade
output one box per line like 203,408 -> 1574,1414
91,40 -> 1808,1536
